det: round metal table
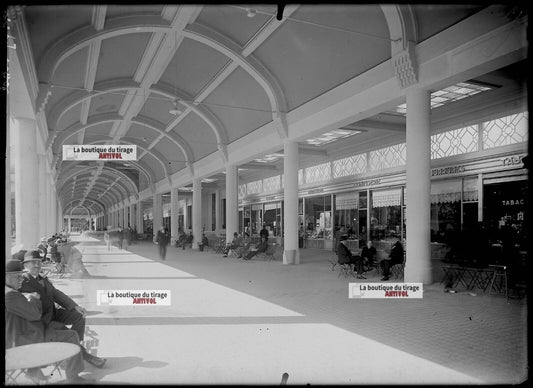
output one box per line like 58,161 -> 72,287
5,342 -> 80,384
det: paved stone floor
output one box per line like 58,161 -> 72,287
21,234 -> 527,385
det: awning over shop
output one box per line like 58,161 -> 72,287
430,180 -> 461,204
335,192 -> 358,210
372,188 -> 402,208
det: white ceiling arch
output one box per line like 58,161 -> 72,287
46,79 -> 228,154
36,12 -> 287,121
50,112 -> 194,167
58,165 -> 140,196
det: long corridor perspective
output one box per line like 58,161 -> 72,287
23,233 -> 527,385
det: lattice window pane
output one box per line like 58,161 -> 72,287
298,169 -> 304,185
333,154 -> 367,178
246,180 -> 263,195
305,162 -> 331,184
238,184 -> 247,198
369,143 -> 406,171
263,176 -> 280,192
483,112 -> 528,149
431,125 -> 478,159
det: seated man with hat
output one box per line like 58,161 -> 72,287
19,251 -> 107,369
337,235 -> 366,279
5,259 -> 89,383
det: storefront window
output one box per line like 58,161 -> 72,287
251,204 -> 263,235
370,188 -> 402,249
430,179 -> 462,243
264,202 -> 282,237
304,195 -> 332,248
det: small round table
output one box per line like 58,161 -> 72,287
5,342 -> 80,385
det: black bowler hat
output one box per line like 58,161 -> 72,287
6,259 -> 23,273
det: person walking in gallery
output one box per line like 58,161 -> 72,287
18,254 -> 107,369
381,240 -> 404,281
244,236 -> 268,260
5,259 -> 92,383
337,235 -> 365,279
156,226 -> 170,260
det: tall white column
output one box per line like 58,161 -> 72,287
67,217 -> 71,233
225,165 -> 238,244
171,188 -> 179,245
136,201 -> 143,233
405,88 -> 432,284
215,189 -> 222,233
46,170 -> 52,236
153,194 -> 163,242
37,155 -> 47,239
283,140 -> 299,264
129,204 -> 135,229
14,118 -> 39,250
192,178 -> 202,249
6,118 -> 12,259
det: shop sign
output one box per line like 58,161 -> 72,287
431,165 -> 465,177
308,188 -> 324,194
501,199 -> 524,206
502,155 -> 524,167
354,178 -> 381,188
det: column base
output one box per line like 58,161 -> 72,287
283,249 -> 300,265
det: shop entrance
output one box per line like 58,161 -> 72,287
483,179 -> 527,247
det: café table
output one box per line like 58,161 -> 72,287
5,342 -> 80,385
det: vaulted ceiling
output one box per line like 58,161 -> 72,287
8,4 -> 527,216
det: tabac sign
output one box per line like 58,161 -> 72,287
63,145 -> 137,161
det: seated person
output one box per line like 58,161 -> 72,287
19,254 -> 107,369
38,237 -> 49,261
238,232 -> 252,258
55,242 -> 91,277
201,234 -> 209,249
381,240 -> 404,281
185,232 -> 194,248
223,232 -> 243,257
5,259 -> 92,383
244,237 -> 268,260
176,231 -> 186,248
337,235 -> 365,279
361,240 -> 377,270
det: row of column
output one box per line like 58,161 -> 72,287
9,118 -> 61,254
99,88 -> 432,283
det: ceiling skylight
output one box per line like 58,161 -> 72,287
254,153 -> 284,163
390,81 -> 493,115
305,129 -> 360,146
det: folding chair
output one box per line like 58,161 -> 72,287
257,244 -> 276,261
338,263 -> 353,279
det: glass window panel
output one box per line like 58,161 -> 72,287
482,112 -> 528,149
305,162 -> 331,184
369,143 -> 406,171
370,189 -> 402,246
463,176 -> 479,202
431,126 -> 478,159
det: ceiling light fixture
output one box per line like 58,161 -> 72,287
169,100 -> 182,115
246,8 -> 257,18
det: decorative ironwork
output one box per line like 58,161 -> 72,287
431,126 -> 478,159
263,176 -> 281,192
369,143 -> 406,171
304,162 -> 331,184
246,180 -> 262,195
482,112 -> 528,149
333,154 -> 367,178
238,184 -> 247,198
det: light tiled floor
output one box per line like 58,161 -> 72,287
28,235 -> 527,385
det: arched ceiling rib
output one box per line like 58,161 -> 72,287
58,165 -> 139,196
37,12 -> 285,124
